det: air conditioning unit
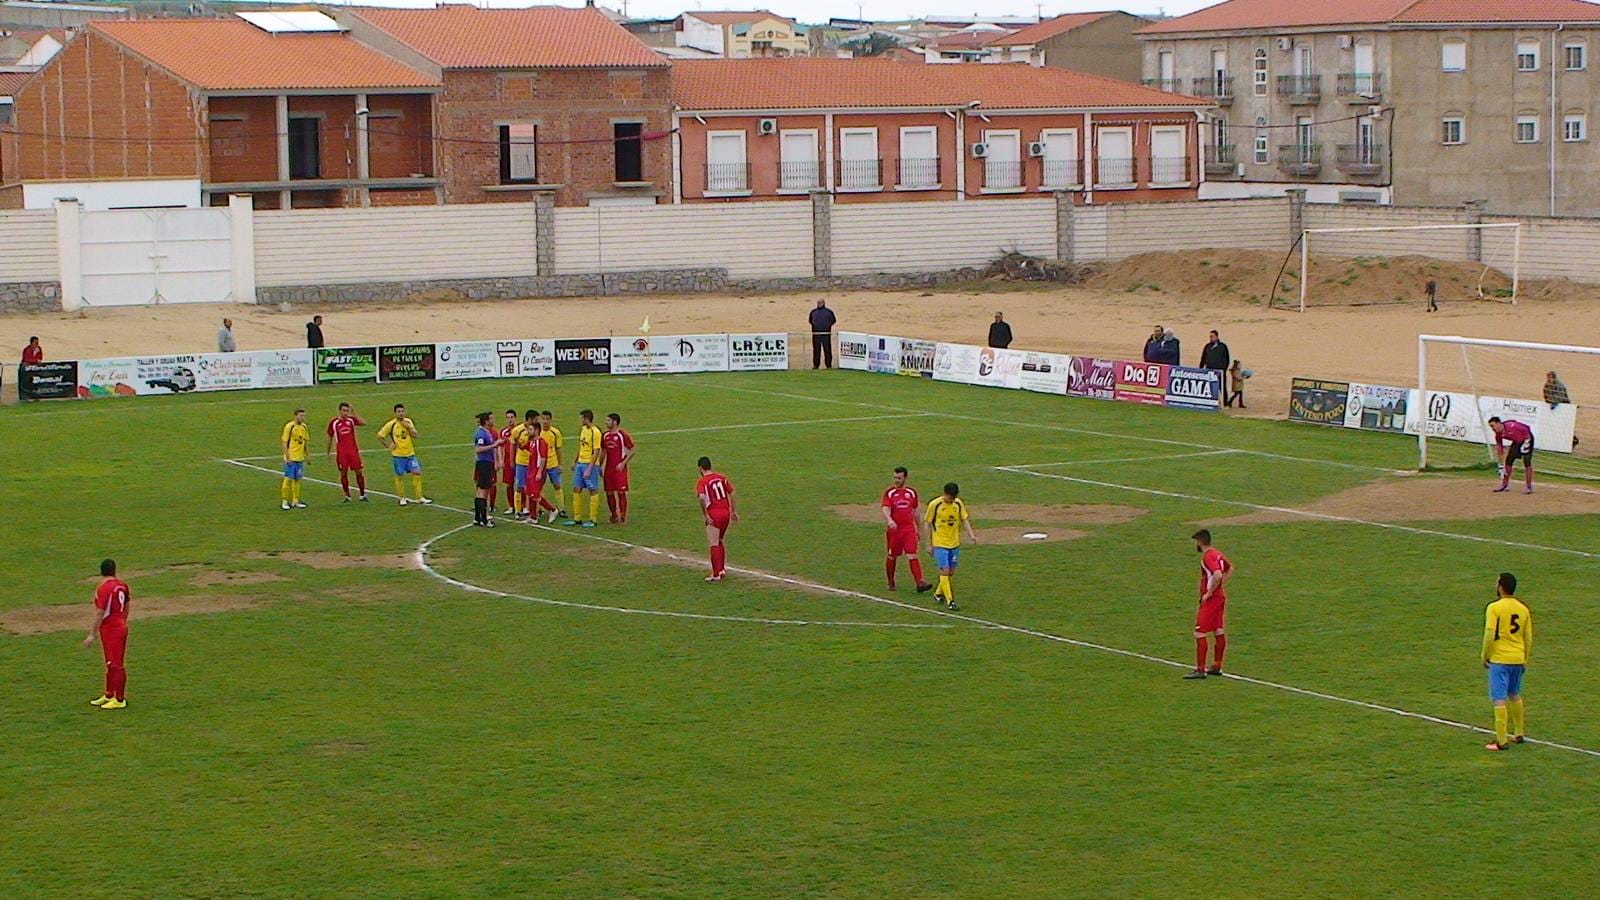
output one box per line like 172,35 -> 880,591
1027,141 -> 1047,158
757,118 -> 777,135
1338,34 -> 1353,49
970,142 -> 990,158
1276,36 -> 1292,51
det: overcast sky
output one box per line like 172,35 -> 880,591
318,0 -> 1215,23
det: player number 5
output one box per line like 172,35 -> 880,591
1509,613 -> 1521,634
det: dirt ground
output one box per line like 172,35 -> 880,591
5,249 -> 1600,416
0,595 -> 261,635
1199,475 -> 1599,528
828,502 -> 1144,545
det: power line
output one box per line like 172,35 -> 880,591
0,124 -> 677,147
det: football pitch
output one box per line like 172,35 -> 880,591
4,370 -> 1599,896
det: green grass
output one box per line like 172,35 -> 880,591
4,371 -> 1600,897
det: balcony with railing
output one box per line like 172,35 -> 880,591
1142,77 -> 1182,92
1041,157 -> 1082,189
705,161 -> 751,194
1204,144 -> 1240,178
1096,156 -> 1134,186
1336,72 -> 1383,102
1275,74 -> 1321,102
982,159 -> 1023,191
836,157 -> 883,191
1276,143 -> 1322,175
1335,143 -> 1383,176
1191,75 -> 1233,104
1150,156 -> 1189,185
778,159 -> 823,191
896,157 -> 941,190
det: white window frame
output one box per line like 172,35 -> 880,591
980,128 -> 1023,193
1038,127 -> 1081,189
1565,42 -> 1587,70
1253,48 -> 1268,96
1149,125 -> 1189,187
1253,118 -> 1269,164
1564,113 -> 1587,142
1515,115 -> 1540,143
1517,38 -> 1540,72
1441,116 -> 1465,145
778,128 -> 819,193
1442,40 -> 1466,72
837,126 -> 881,191
896,125 -> 940,190
1094,125 -> 1135,189
704,129 -> 750,196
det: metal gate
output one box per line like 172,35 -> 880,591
79,208 -> 232,306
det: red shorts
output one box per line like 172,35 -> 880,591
1195,597 -> 1226,634
524,466 -> 544,493
336,446 -> 363,471
603,467 -> 629,492
100,624 -> 127,667
885,522 -> 919,557
707,508 -> 731,539
501,459 -> 516,486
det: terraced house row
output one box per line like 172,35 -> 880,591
0,5 -> 1208,210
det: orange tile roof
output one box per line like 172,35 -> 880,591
0,70 -> 33,96
926,29 -> 1014,50
988,12 -> 1118,46
349,6 -> 667,69
684,10 -> 794,25
90,20 -> 439,91
1140,0 -> 1600,33
671,58 -> 1205,110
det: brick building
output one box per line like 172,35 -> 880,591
336,5 -> 674,207
0,15 -> 440,209
672,58 -> 1209,205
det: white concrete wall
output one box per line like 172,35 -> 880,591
0,208 -> 59,281
831,199 -> 1056,275
253,204 -> 539,287
1302,204 -> 1474,260
676,16 -> 724,54
1076,198 -> 1291,261
552,202 -> 812,278
21,179 -> 202,211
1200,181 -> 1392,205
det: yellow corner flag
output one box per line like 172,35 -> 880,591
639,316 -> 651,334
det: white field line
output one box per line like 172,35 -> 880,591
998,465 -> 1600,561
1020,450 -> 1240,467
222,412 -> 933,462
225,455 -> 1600,759
416,523 -> 949,630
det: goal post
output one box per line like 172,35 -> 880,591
1418,333 -> 1600,478
1298,222 -> 1522,313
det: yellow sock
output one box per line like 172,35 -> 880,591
281,478 -> 292,502
938,575 -> 952,600
514,490 -> 523,514
1509,699 -> 1525,737
292,480 -> 302,504
1494,706 -> 1509,744
555,487 -> 566,515
571,491 -> 582,520
412,475 -> 424,499
590,493 -> 601,522
394,476 -> 405,498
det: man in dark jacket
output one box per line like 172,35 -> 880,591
1158,329 -> 1181,366
808,300 -> 837,369
1142,325 -> 1164,363
1200,330 -> 1230,372
306,315 -> 325,349
987,312 -> 1013,349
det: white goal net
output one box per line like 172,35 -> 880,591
1292,222 -> 1521,312
1418,334 -> 1600,481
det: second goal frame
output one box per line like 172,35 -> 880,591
1298,222 -> 1522,313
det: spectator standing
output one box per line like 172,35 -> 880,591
217,318 -> 237,354
808,299 -> 836,369
1200,330 -> 1230,372
1158,329 -> 1181,366
1142,325 -> 1164,363
1425,278 -> 1438,312
307,315 -> 325,349
987,312 -> 1013,349
1544,370 -> 1570,408
1225,360 -> 1249,409
22,336 -> 43,365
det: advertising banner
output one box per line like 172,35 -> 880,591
1067,356 -> 1116,400
196,349 -> 314,392
1287,377 -> 1351,425
498,339 -> 556,378
974,347 -> 1023,390
1343,383 -> 1410,433
315,347 -> 378,385
79,354 -> 199,398
664,334 -> 730,373
1017,351 -> 1070,395
19,360 -> 77,400
554,338 -> 611,376
867,335 -> 901,375
838,332 -> 870,371
1165,366 -> 1224,411
611,336 -> 673,375
1406,390 -> 1577,454
435,341 -> 498,381
378,344 -> 436,382
898,339 -> 936,378
932,342 -> 981,385
1113,360 -> 1170,406
728,333 -> 789,372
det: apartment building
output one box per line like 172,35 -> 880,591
671,58 -> 1207,205
985,12 -> 1147,81
675,11 -> 809,58
1139,0 -> 1600,214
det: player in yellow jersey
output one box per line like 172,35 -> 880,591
1482,572 -> 1532,751
509,410 -> 534,519
279,408 -> 310,510
567,409 -> 605,528
377,403 -> 430,506
923,482 -> 978,610
542,410 -> 565,522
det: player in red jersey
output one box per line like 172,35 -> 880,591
696,456 -> 737,582
84,559 -> 131,709
881,466 -> 934,593
601,413 -> 636,524
325,402 -> 368,501
1184,529 -> 1233,680
522,419 -> 558,523
496,409 -> 518,514
1488,416 -> 1536,494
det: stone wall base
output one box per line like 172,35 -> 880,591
0,281 -> 62,313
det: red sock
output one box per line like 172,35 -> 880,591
355,470 -> 366,494
1213,634 -> 1227,669
105,664 -> 115,698
606,493 -> 618,518
110,666 -> 126,701
908,557 -> 925,584
619,493 -> 628,520
1195,637 -> 1208,670
488,484 -> 498,509
711,544 -> 726,575
339,470 -> 350,496
885,556 -> 897,585
541,496 -> 556,513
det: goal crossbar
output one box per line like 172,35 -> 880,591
1298,222 -> 1522,312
